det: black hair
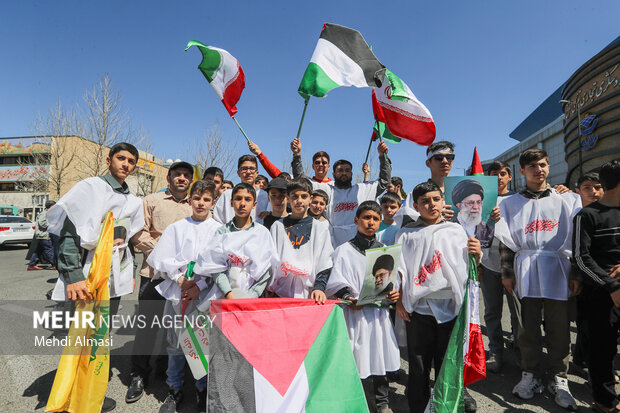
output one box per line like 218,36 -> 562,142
355,200 -> 382,218
519,148 -> 548,168
190,180 -> 216,199
412,181 -> 442,203
599,159 -> 620,191
255,174 -> 268,184
311,189 -> 329,204
390,176 -> 403,188
113,225 -> 127,241
426,140 -> 454,156
487,161 -> 512,176
278,171 -> 292,181
286,177 -> 313,195
109,142 -> 139,161
333,159 -> 353,171
576,172 -> 600,187
231,182 -> 256,201
380,191 -> 401,206
312,151 -> 330,162
372,254 -> 395,273
237,154 -> 258,169
204,166 -> 223,178
222,180 -> 233,187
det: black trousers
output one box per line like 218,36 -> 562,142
362,375 -> 390,410
130,276 -> 166,378
406,311 -> 456,413
579,287 -> 619,407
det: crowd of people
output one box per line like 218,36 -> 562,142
42,138 -> 620,413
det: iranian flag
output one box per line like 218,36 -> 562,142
298,23 -> 385,99
371,88 -> 401,144
427,255 -> 486,412
373,69 -> 436,146
185,40 -> 245,117
207,298 -> 369,412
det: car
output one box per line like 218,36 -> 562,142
0,215 -> 35,246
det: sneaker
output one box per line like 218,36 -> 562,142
196,388 -> 207,413
101,396 -> 116,412
464,388 -> 477,412
548,375 -> 577,411
125,375 -> 145,403
159,389 -> 183,413
512,371 -> 544,399
486,353 -> 503,373
27,266 -> 44,271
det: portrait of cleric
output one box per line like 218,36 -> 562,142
357,245 -> 401,306
449,178 -> 496,248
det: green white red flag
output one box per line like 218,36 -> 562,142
471,147 -> 484,176
373,69 -> 436,146
298,23 -> 385,100
185,40 -> 245,117
371,89 -> 401,143
207,298 -> 369,412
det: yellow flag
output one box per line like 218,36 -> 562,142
46,211 -> 114,413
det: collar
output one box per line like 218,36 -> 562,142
406,215 -> 447,228
520,185 -> 553,200
312,176 -> 332,183
349,232 -> 383,254
227,218 -> 256,232
100,172 -> 130,194
163,189 -> 190,203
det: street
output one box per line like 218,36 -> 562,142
0,245 -> 600,412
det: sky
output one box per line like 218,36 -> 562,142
1,1 -> 619,187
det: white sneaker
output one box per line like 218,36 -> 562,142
512,371 -> 544,399
547,375 -> 577,411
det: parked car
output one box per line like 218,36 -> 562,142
0,215 -> 35,246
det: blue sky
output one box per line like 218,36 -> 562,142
1,1 -> 619,188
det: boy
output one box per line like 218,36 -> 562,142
309,189 -> 329,221
575,172 -> 604,207
479,161 -> 519,373
269,178 -> 333,300
254,174 -> 268,190
213,155 -> 270,225
395,181 -> 480,413
290,138 -> 333,192
146,180 -> 220,413
572,160 -> 620,413
387,176 -> 406,205
377,192 -> 401,245
203,166 -> 224,196
324,201 -> 400,413
262,177 -> 289,230
195,183 -> 276,300
495,149 -> 581,410
219,180 -> 233,196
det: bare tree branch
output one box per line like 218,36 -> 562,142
189,123 -> 238,179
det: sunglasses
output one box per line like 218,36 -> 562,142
313,160 -> 328,165
432,154 -> 455,162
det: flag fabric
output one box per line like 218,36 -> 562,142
207,298 -> 369,413
46,211 -> 114,413
298,23 -> 385,99
186,40 -> 245,117
371,89 -> 401,143
427,255 -> 486,412
373,69 -> 436,146
470,148 -> 484,176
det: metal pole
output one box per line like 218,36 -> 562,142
576,104 -> 583,178
232,117 -> 251,144
295,99 -> 309,141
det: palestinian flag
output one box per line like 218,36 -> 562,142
427,255 -> 486,412
470,147 -> 483,176
298,23 -> 385,99
373,69 -> 435,146
186,40 -> 245,117
208,298 -> 369,412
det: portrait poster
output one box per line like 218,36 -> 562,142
444,176 -> 498,248
357,244 -> 402,306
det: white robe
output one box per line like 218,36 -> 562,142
269,219 -> 333,298
494,192 -> 581,301
212,188 -> 270,225
147,217 -> 221,303
194,224 -> 276,301
47,177 -> 144,301
396,222 -> 468,324
326,242 -> 400,379
325,182 -> 380,247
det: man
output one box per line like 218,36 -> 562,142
47,142 -> 145,413
387,177 -> 406,205
203,166 -> 223,196
126,160 -> 194,404
290,138 -> 333,193
212,155 -> 270,225
451,179 -> 494,248
27,200 -> 56,270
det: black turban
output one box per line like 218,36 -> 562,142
452,179 -> 484,205
372,254 -> 395,274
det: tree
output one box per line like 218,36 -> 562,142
190,123 -> 238,179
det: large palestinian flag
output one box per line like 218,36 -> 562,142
186,40 -> 245,117
298,23 -> 385,99
373,69 -> 436,146
208,298 -> 368,412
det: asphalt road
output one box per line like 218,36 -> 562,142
0,244 -> 608,412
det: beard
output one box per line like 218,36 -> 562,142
458,208 -> 482,227
334,175 -> 352,188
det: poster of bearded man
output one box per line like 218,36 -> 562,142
444,176 -> 498,248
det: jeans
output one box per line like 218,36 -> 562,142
29,239 -> 55,266
166,346 -> 207,391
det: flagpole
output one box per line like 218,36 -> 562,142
232,117 -> 251,144
295,99 -> 309,140
376,122 -> 389,163
364,121 -> 378,164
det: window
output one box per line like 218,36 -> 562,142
0,216 -> 32,223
